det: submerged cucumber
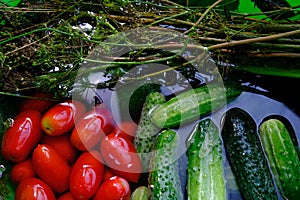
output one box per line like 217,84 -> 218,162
150,82 -> 242,128
130,186 -> 149,200
221,108 -> 278,200
187,119 -> 226,200
134,92 -> 165,172
148,129 -> 183,200
259,118 -> 300,200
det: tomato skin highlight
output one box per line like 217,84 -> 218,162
103,167 -> 116,182
100,133 -> 142,183
71,104 -> 115,151
15,177 -> 56,200
18,91 -> 55,113
10,158 -> 36,185
112,121 -> 138,141
32,144 -> 70,194
69,150 -> 104,199
40,133 -> 78,164
1,110 -> 42,162
93,176 -> 131,200
41,100 -> 86,136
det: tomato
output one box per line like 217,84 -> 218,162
10,158 -> 36,185
57,192 -> 75,200
32,144 -> 70,193
103,167 -> 116,182
41,100 -> 86,136
40,133 -> 78,164
69,150 -> 104,200
112,121 -> 138,141
18,91 -> 55,113
1,110 -> 42,162
100,133 -> 142,183
71,104 -> 115,151
93,176 -> 131,200
15,178 -> 56,200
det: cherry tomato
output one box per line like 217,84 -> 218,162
41,100 -> 86,136
18,91 -> 55,113
15,177 -> 56,200
103,167 -> 116,182
1,110 -> 42,162
112,121 -> 138,141
93,176 -> 131,200
40,133 -> 78,164
71,104 -> 114,151
10,158 -> 36,185
57,192 -> 75,200
100,133 -> 142,183
69,150 -> 104,200
32,144 -> 70,193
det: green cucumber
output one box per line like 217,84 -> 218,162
148,129 -> 183,200
259,118 -> 300,200
134,92 -> 165,171
130,186 -> 149,200
150,82 -> 242,128
186,119 -> 226,200
221,108 -> 278,200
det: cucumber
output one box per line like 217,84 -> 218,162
259,118 -> 300,200
134,92 -> 165,171
221,108 -> 278,200
148,129 -> 183,200
130,186 -> 149,200
186,119 -> 226,200
150,82 -> 242,128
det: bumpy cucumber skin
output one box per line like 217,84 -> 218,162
187,119 -> 226,200
259,119 -> 300,200
134,92 -> 165,172
148,129 -> 183,200
150,83 -> 242,128
221,108 -> 278,200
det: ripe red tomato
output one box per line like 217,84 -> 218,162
40,133 -> 78,164
103,167 -> 115,182
69,150 -> 104,199
112,121 -> 138,141
32,144 -> 70,193
41,100 -> 86,136
57,192 -> 75,200
71,104 -> 115,151
15,178 -> 56,200
93,176 -> 131,200
100,133 -> 142,183
18,91 -> 55,113
1,110 -> 42,162
10,158 -> 36,185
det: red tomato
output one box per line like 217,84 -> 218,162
71,104 -> 115,151
41,100 -> 86,136
40,133 -> 78,164
1,110 -> 42,162
18,91 -> 55,113
93,176 -> 131,200
15,178 -> 56,200
103,167 -> 116,182
10,158 -> 36,185
112,121 -> 138,141
57,192 -> 75,200
69,150 -> 104,200
100,133 -> 142,183
32,144 -> 70,193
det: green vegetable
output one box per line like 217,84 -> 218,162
186,119 -> 226,200
148,129 -> 183,200
259,118 -> 300,200
150,82 -> 242,128
134,91 -> 165,172
130,186 -> 149,200
221,108 -> 278,200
